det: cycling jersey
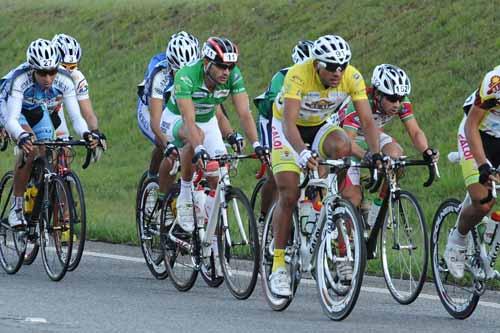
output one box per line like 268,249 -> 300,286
462,66 -> 500,138
137,53 -> 174,106
1,63 -> 88,139
341,87 -> 414,136
166,59 -> 246,122
273,59 -> 368,127
254,67 -> 288,119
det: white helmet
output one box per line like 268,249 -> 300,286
26,39 -> 60,70
371,64 -> 411,96
166,31 -> 200,71
312,35 -> 351,65
291,40 -> 313,64
52,33 -> 82,64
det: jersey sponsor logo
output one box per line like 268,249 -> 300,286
487,75 -> 500,94
289,75 -> 304,86
214,89 -> 229,98
192,91 -> 208,98
353,73 -> 361,80
77,80 -> 89,95
305,99 -> 336,110
271,125 -> 283,149
179,76 -> 193,86
458,134 -> 473,160
306,92 -> 320,99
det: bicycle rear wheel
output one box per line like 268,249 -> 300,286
23,220 -> 39,265
162,183 -> 198,291
137,176 -> 168,279
40,175 -> 73,281
381,190 -> 428,304
217,187 -> 259,299
316,198 -> 366,321
0,171 -> 25,274
65,172 -> 86,272
431,198 -> 479,319
260,203 -> 300,311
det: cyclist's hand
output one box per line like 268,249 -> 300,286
192,145 -> 210,169
364,151 -> 383,169
423,147 -> 439,163
163,142 -> 179,159
17,132 -> 33,155
84,130 -> 107,162
226,132 -> 245,153
91,130 -> 107,151
253,143 -> 270,163
298,149 -> 318,170
479,163 -> 493,185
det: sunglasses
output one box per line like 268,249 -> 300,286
62,63 -> 78,71
384,93 -> 405,103
318,61 -> 348,73
35,68 -> 58,77
213,61 -> 236,71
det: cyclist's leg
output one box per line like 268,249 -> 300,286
258,115 -> 276,220
137,99 -> 162,176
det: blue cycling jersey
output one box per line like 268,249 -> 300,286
137,53 -> 174,106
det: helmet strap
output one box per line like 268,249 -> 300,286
203,61 -> 218,90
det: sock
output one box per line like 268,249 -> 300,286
12,196 -> 23,210
178,180 -> 192,202
272,249 -> 286,273
449,228 -> 467,247
211,235 -> 218,256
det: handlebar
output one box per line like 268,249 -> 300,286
479,167 -> 500,204
382,157 -> 439,187
19,139 -> 92,169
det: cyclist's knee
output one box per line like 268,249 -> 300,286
323,130 -> 351,158
471,199 -> 495,216
342,185 -> 362,207
382,142 -> 403,159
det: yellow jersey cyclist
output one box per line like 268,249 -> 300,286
268,35 -> 381,297
52,33 -> 107,159
340,64 -> 439,207
159,36 -> 266,233
253,40 -> 313,230
1,39 -> 91,228
444,65 -> 500,279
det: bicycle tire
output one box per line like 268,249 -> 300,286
200,248 -> 224,288
260,203 -> 300,311
431,198 -> 479,319
217,187 -> 259,299
380,190 -> 428,305
137,176 -> 168,279
40,175 -> 73,281
250,177 -> 266,218
65,171 -> 86,272
0,171 -> 25,274
23,222 -> 39,265
163,183 -> 198,291
316,198 -> 366,321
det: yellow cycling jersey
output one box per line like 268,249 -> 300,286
272,59 -> 368,127
475,66 -> 500,138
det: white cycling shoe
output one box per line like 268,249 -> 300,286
176,199 -> 195,233
444,240 -> 466,279
269,267 -> 292,297
337,261 -> 353,283
8,207 -> 27,228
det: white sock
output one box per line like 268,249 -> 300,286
11,196 -> 23,210
449,228 -> 467,247
178,180 -> 192,202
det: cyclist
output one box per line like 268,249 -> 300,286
2,39 -> 90,228
136,31 -> 200,179
253,40 -> 313,232
269,35 -> 381,297
52,33 -> 107,159
340,64 -> 438,207
159,36 -> 266,233
444,66 -> 500,279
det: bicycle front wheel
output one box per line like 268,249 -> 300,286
316,198 -> 366,321
381,190 -> 428,304
65,172 -> 86,272
431,198 -> 479,319
218,187 -> 259,300
40,175 -> 73,281
0,171 -> 25,274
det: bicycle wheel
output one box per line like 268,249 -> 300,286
380,190 -> 428,304
0,171 -> 25,274
260,203 -> 301,311
217,187 -> 259,299
431,198 -> 479,319
316,198 -> 366,321
162,183 -> 198,291
250,177 -> 266,218
23,220 -> 39,265
200,245 -> 224,288
40,175 -> 73,281
65,172 -> 86,272
137,176 -> 168,279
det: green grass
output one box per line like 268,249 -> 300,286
1,0 -> 499,260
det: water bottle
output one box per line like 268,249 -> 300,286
24,185 -> 38,214
299,199 -> 313,234
366,198 -> 383,228
192,187 -> 207,225
305,200 -> 321,234
484,211 -> 500,245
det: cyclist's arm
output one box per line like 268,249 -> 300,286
345,130 -> 366,159
232,92 -> 259,144
282,97 -> 307,153
149,97 -> 168,148
177,97 -> 203,148
5,94 -> 24,139
354,99 -> 380,154
403,118 -> 429,153
215,105 -> 233,138
78,99 -> 98,131
64,94 -> 89,137
465,105 -> 488,166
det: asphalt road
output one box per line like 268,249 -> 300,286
1,241 -> 499,333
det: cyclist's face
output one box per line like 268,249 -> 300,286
34,69 -> 57,89
209,61 -> 234,84
62,63 -> 78,72
380,94 -> 403,115
316,62 -> 344,87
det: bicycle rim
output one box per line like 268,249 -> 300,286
381,191 -> 428,304
40,175 -> 73,281
431,198 -> 479,319
316,198 -> 366,321
218,187 -> 259,300
137,177 -> 167,279
65,172 -> 86,272
0,171 -> 25,274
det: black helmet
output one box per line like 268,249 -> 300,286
202,37 -> 239,64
